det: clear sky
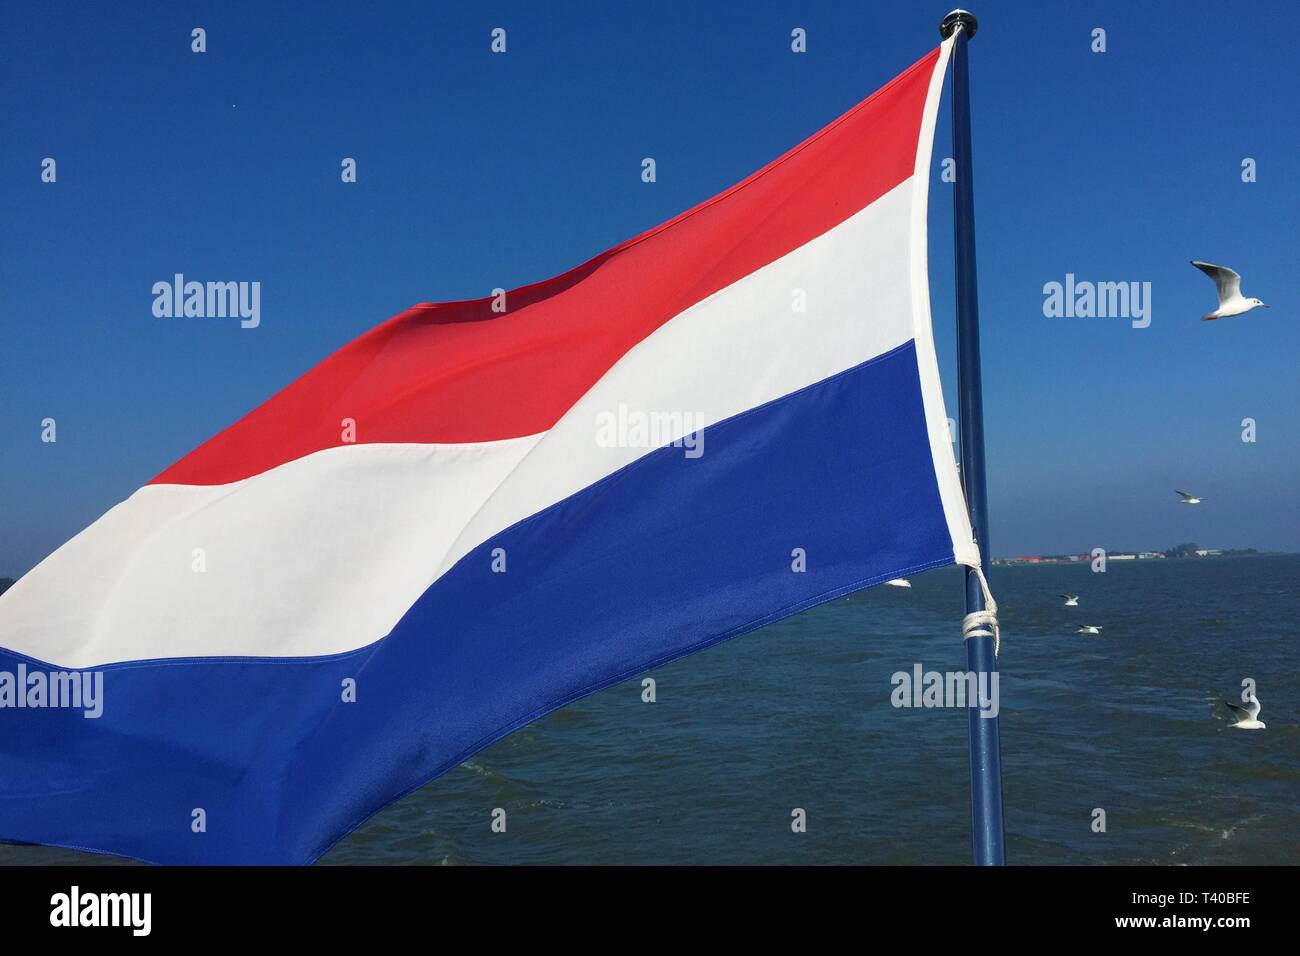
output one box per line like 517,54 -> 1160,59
2,0 -> 1297,576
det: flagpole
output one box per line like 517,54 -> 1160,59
940,8 -> 1006,866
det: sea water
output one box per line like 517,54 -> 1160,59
5,555 -> 1296,865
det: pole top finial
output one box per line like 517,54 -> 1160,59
940,9 -> 978,40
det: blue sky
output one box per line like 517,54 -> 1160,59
2,0 -> 1297,576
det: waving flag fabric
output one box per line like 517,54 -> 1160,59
0,38 -> 973,864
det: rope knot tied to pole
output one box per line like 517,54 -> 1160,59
961,563 -> 1000,656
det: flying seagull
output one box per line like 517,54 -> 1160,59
1061,594 -> 1080,606
1077,625 -> 1102,635
886,578 -> 912,588
1177,490 -> 1203,505
1223,694 -> 1265,730
1190,261 -> 1267,320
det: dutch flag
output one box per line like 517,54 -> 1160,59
0,38 -> 978,864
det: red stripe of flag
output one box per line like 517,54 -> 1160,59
153,48 -> 938,486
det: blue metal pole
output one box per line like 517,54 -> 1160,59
940,8 -> 1006,865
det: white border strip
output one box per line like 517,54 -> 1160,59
908,37 -> 980,568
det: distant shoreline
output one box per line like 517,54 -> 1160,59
991,549 -> 1293,567
3,552 -> 1297,589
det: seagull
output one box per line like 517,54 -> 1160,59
1177,490 -> 1204,505
1223,694 -> 1265,730
1077,625 -> 1102,635
886,578 -> 912,588
1190,261 -> 1267,320
1061,594 -> 1080,606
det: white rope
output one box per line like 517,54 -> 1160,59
961,563 -> 1000,656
